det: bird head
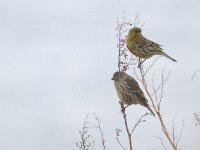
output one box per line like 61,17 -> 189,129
111,71 -> 127,81
129,27 -> 142,34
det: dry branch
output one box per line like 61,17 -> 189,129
193,112 -> 200,126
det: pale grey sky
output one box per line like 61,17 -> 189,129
0,0 -> 200,149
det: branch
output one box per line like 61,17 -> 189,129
119,102 -> 133,150
191,69 -> 200,80
116,128 -> 126,150
193,112 -> 200,127
138,63 -> 178,150
93,113 -> 107,150
154,136 -> 168,150
76,115 -> 94,150
176,120 -> 184,149
131,113 -> 148,134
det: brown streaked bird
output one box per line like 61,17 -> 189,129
112,71 -> 155,116
126,27 -> 177,62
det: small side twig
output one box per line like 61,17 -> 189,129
138,63 -> 178,150
193,112 -> 200,127
116,128 -> 126,150
119,102 -> 133,150
154,136 -> 168,150
76,115 -> 94,150
93,113 -> 107,150
191,69 -> 200,80
176,120 -> 184,148
131,113 -> 148,134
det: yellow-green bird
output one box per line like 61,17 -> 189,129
126,27 -> 177,62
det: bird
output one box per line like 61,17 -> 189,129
126,27 -> 177,62
111,71 -> 155,116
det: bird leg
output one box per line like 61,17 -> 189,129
119,101 -> 127,113
138,58 -> 146,68
124,105 -> 130,109
118,101 -> 131,113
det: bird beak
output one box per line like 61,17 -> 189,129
111,77 -> 114,80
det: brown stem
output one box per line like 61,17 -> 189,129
139,67 -> 177,150
119,102 -> 133,150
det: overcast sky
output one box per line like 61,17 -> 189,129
0,0 -> 200,150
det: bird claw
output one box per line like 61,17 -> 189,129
138,58 -> 146,68
118,101 -> 130,113
119,101 -> 127,113
137,63 -> 142,68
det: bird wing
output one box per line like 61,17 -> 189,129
124,76 -> 147,103
142,37 -> 162,47
138,36 -> 162,52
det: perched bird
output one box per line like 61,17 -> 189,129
111,71 -> 155,116
126,27 -> 177,62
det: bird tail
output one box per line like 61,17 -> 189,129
145,104 -> 155,117
141,99 -> 155,117
161,51 -> 177,62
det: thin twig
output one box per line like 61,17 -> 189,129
139,64 -> 177,150
116,129 -> 126,150
154,136 -> 168,150
158,69 -> 170,110
119,102 -> 133,150
93,113 -> 107,150
144,57 -> 161,76
171,119 -> 176,144
191,69 -> 200,80
151,71 -> 170,99
194,112 -> 200,126
131,113 -> 148,134
176,120 -> 184,149
76,115 -> 94,150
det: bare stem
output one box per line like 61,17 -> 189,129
191,69 -> 200,80
131,113 -> 148,134
139,65 -> 178,150
194,112 -> 200,126
93,113 -> 107,150
154,136 -> 168,150
116,129 -> 126,150
119,102 -> 133,150
76,115 -> 94,150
